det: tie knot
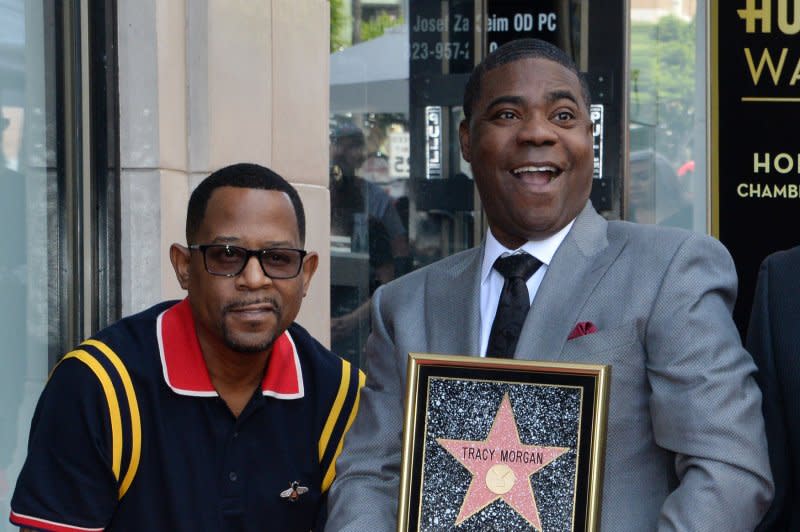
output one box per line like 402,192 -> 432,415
493,253 -> 541,281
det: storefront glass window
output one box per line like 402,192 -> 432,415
629,0 -> 706,232
330,0 -> 482,366
0,1 -> 58,522
329,1 -> 623,365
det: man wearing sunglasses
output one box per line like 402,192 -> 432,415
10,163 -> 364,531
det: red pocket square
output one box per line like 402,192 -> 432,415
568,321 -> 598,340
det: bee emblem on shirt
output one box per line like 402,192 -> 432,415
280,480 -> 309,502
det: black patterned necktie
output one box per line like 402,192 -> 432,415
486,253 -> 542,358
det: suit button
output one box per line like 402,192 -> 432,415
229,471 -> 238,482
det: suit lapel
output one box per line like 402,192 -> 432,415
424,246 -> 483,356
515,202 -> 626,361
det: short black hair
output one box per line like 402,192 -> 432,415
463,38 -> 592,121
185,163 -> 306,245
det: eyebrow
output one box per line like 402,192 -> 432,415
211,236 -> 240,244
484,90 -> 580,111
546,89 -> 580,106
211,236 -> 295,248
485,95 -> 525,110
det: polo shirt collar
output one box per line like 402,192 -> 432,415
157,299 -> 304,400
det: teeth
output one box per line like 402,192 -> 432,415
512,165 -> 557,174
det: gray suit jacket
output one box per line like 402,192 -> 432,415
326,202 -> 772,531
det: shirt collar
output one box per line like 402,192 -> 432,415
480,220 -> 575,284
157,299 -> 304,400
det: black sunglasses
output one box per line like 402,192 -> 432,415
188,244 -> 307,279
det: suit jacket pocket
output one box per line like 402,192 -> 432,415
562,321 -> 642,360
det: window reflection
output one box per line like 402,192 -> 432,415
629,148 -> 693,229
329,116 -> 412,362
0,1 -> 53,523
629,1 -> 704,231
329,0 -> 480,365
0,103 -> 27,516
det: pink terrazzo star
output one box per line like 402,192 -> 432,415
436,393 -> 569,530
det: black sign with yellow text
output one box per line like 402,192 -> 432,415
712,0 -> 800,335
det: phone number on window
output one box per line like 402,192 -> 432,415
410,41 -> 470,61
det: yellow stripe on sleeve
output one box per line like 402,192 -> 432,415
318,359 -> 352,462
321,369 -> 366,492
83,339 -> 142,499
60,350 -> 123,483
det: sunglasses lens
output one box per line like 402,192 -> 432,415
260,249 -> 303,279
204,245 -> 247,276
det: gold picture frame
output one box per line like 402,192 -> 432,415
398,353 -> 610,532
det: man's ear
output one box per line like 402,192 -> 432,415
170,244 -> 191,290
459,119 -> 472,163
300,252 -> 319,297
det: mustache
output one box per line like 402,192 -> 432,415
222,298 -> 280,313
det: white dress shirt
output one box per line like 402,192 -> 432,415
478,221 -> 574,356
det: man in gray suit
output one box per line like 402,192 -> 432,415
326,39 -> 772,531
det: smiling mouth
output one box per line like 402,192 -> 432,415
511,165 -> 562,184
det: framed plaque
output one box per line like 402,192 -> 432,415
398,353 -> 610,532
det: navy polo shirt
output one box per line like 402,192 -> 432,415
10,299 -> 364,531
